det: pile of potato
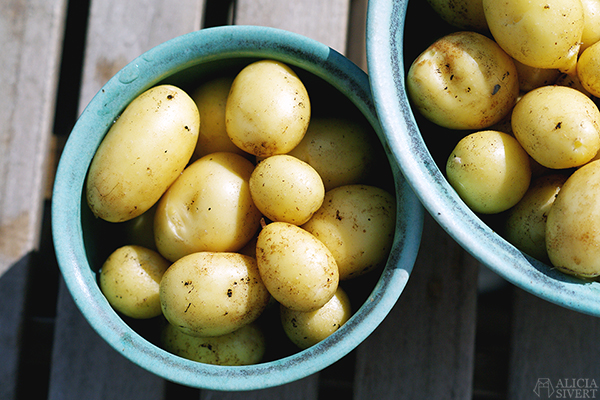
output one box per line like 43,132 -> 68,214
86,59 -> 396,365
407,0 -> 600,278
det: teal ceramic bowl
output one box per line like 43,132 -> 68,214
366,0 -> 600,317
51,25 -> 423,390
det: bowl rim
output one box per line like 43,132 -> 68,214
51,24 -> 424,390
366,0 -> 600,317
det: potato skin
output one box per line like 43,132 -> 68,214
546,160 -> 600,277
407,31 -> 519,130
511,86 -> 600,169
483,0 -> 584,73
578,41 -> 600,98
86,84 -> 199,222
287,117 -> 377,191
446,130 -> 531,214
250,155 -> 325,225
161,322 -> 265,366
99,245 -> 170,319
159,252 -> 271,337
256,222 -> 339,312
301,185 -> 396,280
280,286 -> 351,350
504,174 -> 568,263
154,152 -> 262,262
226,60 -> 310,157
426,0 -> 488,31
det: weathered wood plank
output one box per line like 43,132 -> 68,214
507,288 -> 600,400
233,0 -> 351,54
0,0 -> 67,279
200,375 -> 319,400
49,1 -> 206,398
353,213 -> 479,399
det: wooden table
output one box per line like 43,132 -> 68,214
2,0 -> 599,399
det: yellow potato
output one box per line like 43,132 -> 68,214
407,31 -> 519,130
580,0 -> 600,53
159,252 -> 271,337
122,204 -> 157,251
226,60 -> 310,157
280,285 -> 351,350
482,0 -> 584,74
190,76 -> 249,160
446,130 -> 531,214
86,84 -> 199,222
99,245 -> 170,319
154,152 -> 262,262
513,59 -> 560,92
256,222 -> 339,312
511,86 -> 600,169
546,160 -> 600,277
577,40 -> 600,98
504,174 -> 569,263
425,0 -> 488,31
287,117 -> 378,191
161,322 -> 265,366
301,184 -> 396,280
250,155 -> 325,225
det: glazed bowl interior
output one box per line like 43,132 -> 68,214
366,0 -> 600,317
51,25 -> 423,390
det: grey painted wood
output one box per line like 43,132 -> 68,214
353,213 -> 479,399
508,288 -> 600,400
0,0 -> 67,278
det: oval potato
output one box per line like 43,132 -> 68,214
280,285 -> 351,350
407,31 -> 519,130
301,184 -> 396,280
226,60 -> 310,157
483,0 -> 584,73
86,84 -> 200,222
256,222 -> 339,312
161,322 -> 265,366
546,160 -> 600,277
99,245 -> 170,319
446,130 -> 531,214
159,252 -> 271,337
250,155 -> 325,225
511,86 -> 600,169
154,152 -> 262,262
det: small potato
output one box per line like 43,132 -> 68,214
513,59 -> 560,92
87,84 -> 200,222
407,31 -> 519,130
250,155 -> 325,225
577,41 -> 600,98
191,76 -> 249,160
301,185 -> 396,280
446,130 -> 531,214
280,286 -> 351,350
161,322 -> 265,366
504,174 -> 569,263
483,0 -> 584,74
122,204 -> 157,251
154,152 -> 262,262
226,60 -> 310,157
580,0 -> 600,53
425,0 -> 488,31
256,222 -> 339,312
511,86 -> 600,169
159,252 -> 271,337
99,245 -> 170,319
287,117 -> 378,191
546,160 -> 600,277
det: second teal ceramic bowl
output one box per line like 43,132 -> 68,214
366,0 -> 600,317
52,25 -> 423,390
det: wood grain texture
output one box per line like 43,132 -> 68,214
508,288 -> 600,400
0,0 -> 67,278
353,214 -> 479,400
233,0 -> 350,54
